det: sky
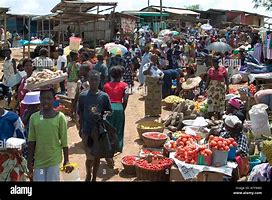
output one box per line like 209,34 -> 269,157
0,0 -> 272,17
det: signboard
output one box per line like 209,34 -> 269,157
121,17 -> 136,33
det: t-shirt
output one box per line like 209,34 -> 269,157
104,82 -> 128,103
67,62 -> 80,82
208,66 -> 227,81
143,63 -> 164,79
0,110 -> 25,149
28,112 -> 68,168
33,57 -> 54,71
78,90 -> 112,136
94,62 -> 108,90
57,55 -> 67,71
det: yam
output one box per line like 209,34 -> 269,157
183,114 -> 197,120
172,104 -> 179,112
189,104 -> 195,110
171,112 -> 178,126
177,101 -> 185,113
184,109 -> 193,116
176,113 -> 184,131
164,115 -> 172,127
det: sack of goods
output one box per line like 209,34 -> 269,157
249,104 -> 271,139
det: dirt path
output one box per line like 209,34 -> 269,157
67,85 -> 171,181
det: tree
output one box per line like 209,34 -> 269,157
185,4 -> 202,10
253,0 -> 272,10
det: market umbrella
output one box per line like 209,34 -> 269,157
171,31 -> 180,36
151,38 -> 163,45
205,42 -> 232,53
158,29 -> 172,37
201,24 -> 213,31
108,44 -> 128,56
104,42 -> 117,50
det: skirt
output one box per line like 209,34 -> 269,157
207,80 -> 226,113
145,76 -> 162,117
107,103 -> 125,153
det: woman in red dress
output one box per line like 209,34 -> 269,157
104,66 -> 129,153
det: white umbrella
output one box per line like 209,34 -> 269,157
201,24 -> 213,31
158,29 -> 173,37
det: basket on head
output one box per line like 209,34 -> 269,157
137,121 -> 164,139
142,132 -> 168,148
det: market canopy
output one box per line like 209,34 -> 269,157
51,1 -> 117,13
0,7 -> 9,15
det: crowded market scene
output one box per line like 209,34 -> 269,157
0,0 -> 272,184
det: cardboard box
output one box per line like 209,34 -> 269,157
170,164 -> 224,182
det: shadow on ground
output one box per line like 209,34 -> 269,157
69,141 -> 85,155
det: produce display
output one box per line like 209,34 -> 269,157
143,132 -> 167,140
249,84 -> 256,95
139,125 -> 163,129
198,146 -> 213,157
122,156 -> 137,166
228,88 -> 238,94
163,95 -> 184,104
175,144 -> 198,164
208,136 -> 237,151
26,69 -> 65,85
140,149 -> 163,157
162,99 -> 196,131
164,141 -> 177,151
135,156 -> 173,171
198,146 -> 213,166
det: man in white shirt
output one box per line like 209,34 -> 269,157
56,48 -> 67,94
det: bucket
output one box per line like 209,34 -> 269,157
69,37 -> 81,51
67,82 -> 78,99
228,147 -> 237,161
197,154 -> 212,166
211,148 -> 229,167
249,157 -> 261,171
60,163 -> 80,181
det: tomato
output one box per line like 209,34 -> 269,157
224,146 -> 230,151
229,138 -> 235,142
210,141 -> 217,147
217,141 -> 223,147
229,144 -> 233,148
232,142 -> 237,147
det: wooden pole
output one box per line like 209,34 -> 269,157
28,16 -> 31,58
48,18 -> 51,58
58,20 -> 61,45
42,19 -> 44,37
4,12 -> 7,43
160,0 -> 163,23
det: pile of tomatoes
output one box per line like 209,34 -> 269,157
208,136 -> 237,151
142,149 -> 162,156
135,156 -> 173,171
143,132 -> 167,140
175,144 -> 198,164
122,156 -> 137,166
249,84 -> 256,95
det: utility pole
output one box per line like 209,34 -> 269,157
148,0 -> 150,7
160,0 -> 163,23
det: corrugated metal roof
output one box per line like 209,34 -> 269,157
0,7 -> 9,15
151,6 -> 200,16
51,1 -> 117,13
